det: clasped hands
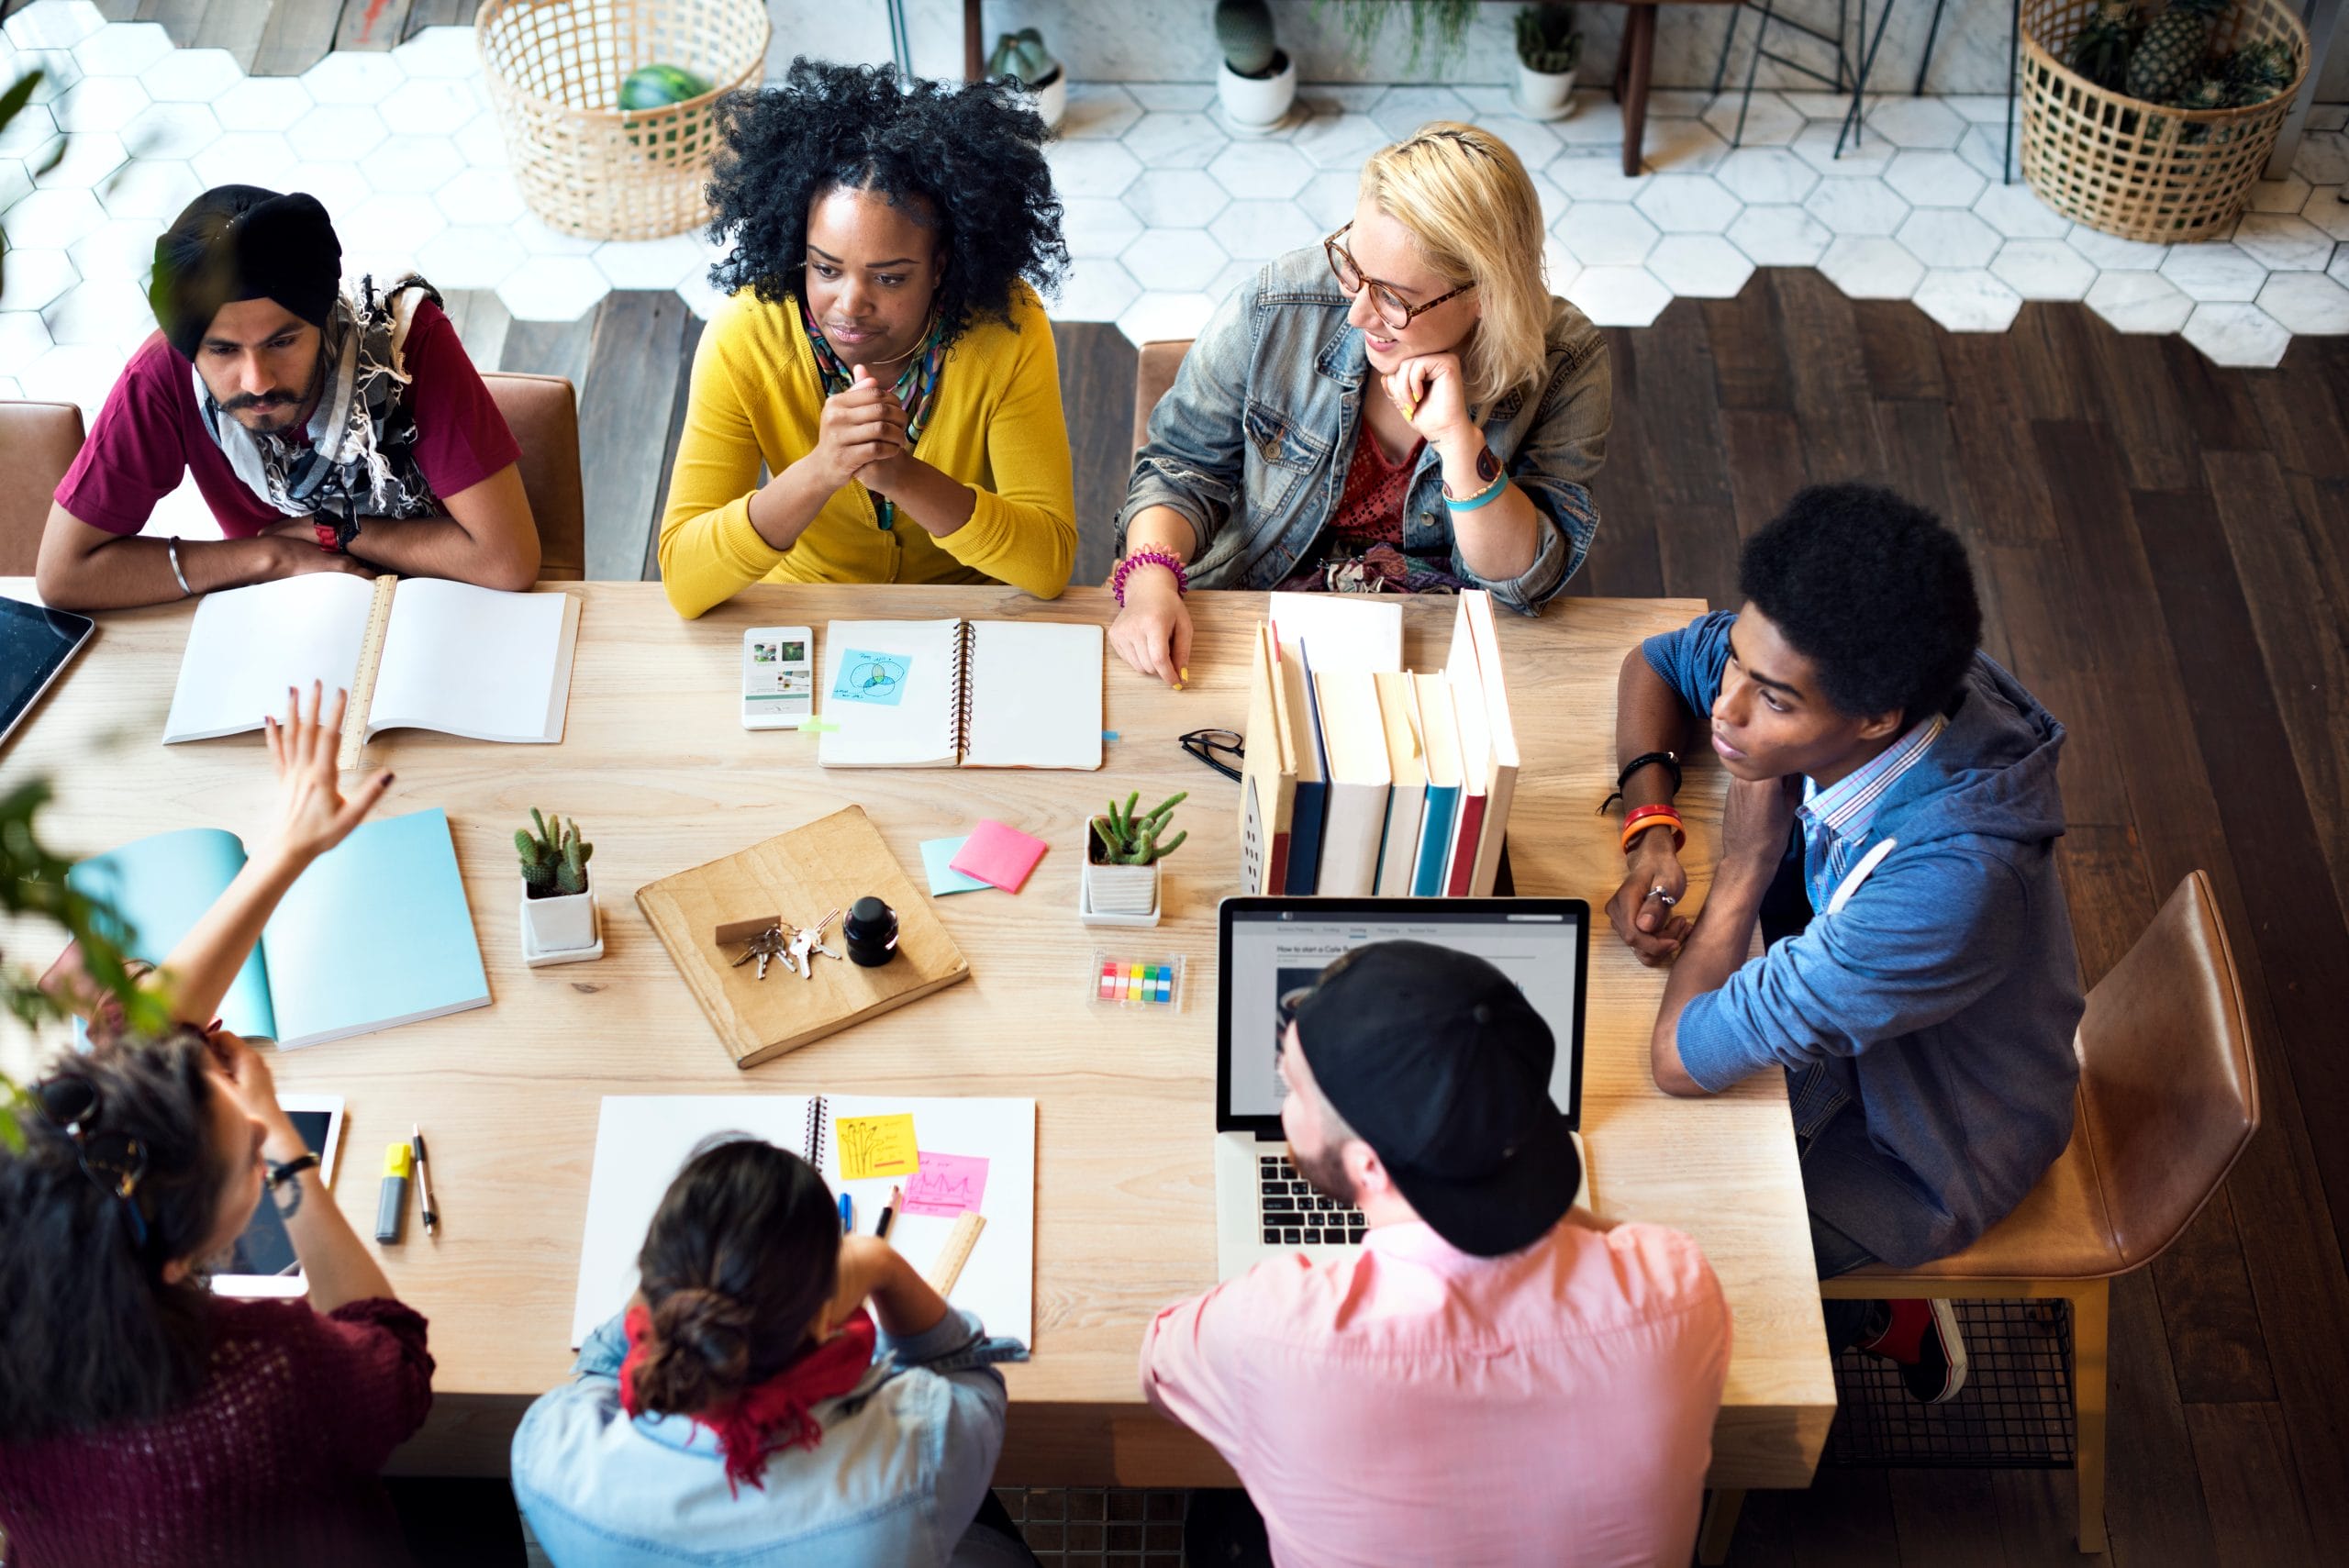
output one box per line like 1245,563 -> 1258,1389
812,365 -> 918,495
1607,773 -> 1801,969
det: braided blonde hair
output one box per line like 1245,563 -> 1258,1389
1356,122 -> 1552,411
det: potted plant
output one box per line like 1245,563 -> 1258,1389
517,808 -> 599,958
1085,791 -> 1187,924
1514,3 -> 1581,118
987,27 -> 1066,131
1216,0 -> 1297,135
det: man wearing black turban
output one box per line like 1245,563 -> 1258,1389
36,185 -> 541,611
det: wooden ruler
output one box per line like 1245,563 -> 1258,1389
921,1211 -> 986,1297
336,575 -> 401,773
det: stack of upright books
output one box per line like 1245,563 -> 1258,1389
1239,591 -> 1519,898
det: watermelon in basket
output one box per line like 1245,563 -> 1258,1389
620,63 -> 712,111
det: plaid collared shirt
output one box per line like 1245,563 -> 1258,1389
1786,714 -> 1947,1140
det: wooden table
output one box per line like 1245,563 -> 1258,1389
0,581 -> 1833,1489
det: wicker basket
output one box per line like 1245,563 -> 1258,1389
476,0 -> 770,241
2018,0 -> 2309,242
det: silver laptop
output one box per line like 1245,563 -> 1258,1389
1214,895 -> 1593,1280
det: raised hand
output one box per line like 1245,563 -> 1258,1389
261,681 -> 394,870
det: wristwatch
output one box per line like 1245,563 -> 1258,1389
266,1152 -> 319,1190
313,504 -> 363,556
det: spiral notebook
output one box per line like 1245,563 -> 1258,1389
570,1093 -> 1037,1348
817,618 -> 1103,770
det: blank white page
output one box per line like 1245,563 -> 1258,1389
823,1094 -> 1036,1346
367,582 -> 577,743
162,575 -> 376,743
817,619 -> 963,767
570,1095 -> 817,1346
963,620 -> 1103,771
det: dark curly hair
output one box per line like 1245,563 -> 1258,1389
626,1136 -> 841,1417
1739,484 -> 1983,725
0,1031 -> 233,1441
703,59 -> 1069,343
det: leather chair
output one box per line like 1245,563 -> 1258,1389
1131,339 -> 1192,460
0,400 -> 87,576
1700,871 -> 2260,1562
480,373 -> 584,582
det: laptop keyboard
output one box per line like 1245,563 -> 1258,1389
1259,1153 -> 1368,1247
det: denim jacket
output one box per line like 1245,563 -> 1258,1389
1114,247 -> 1609,610
511,1308 -> 1019,1567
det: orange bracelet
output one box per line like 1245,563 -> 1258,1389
1620,806 -> 1686,855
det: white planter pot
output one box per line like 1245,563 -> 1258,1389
1083,822 -> 1163,920
1029,69 -> 1066,131
1218,50 -> 1297,136
520,874 -> 597,953
1515,61 -> 1578,120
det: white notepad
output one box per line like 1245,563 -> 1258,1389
161,575 -> 580,746
571,1094 -> 1038,1348
817,617 -> 1103,770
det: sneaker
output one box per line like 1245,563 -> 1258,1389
1856,1297 -> 1968,1403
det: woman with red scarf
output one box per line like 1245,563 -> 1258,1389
512,1138 -> 1032,1566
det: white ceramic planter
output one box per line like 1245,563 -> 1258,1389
1515,61 -> 1578,120
1029,68 -> 1066,130
1218,50 -> 1297,136
1083,821 -> 1163,921
520,873 -> 597,953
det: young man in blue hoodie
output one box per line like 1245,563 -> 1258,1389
1607,484 -> 2085,1403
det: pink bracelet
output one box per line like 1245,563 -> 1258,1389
1112,549 -> 1188,607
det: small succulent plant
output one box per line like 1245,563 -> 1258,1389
1092,792 -> 1188,865
517,807 -> 594,898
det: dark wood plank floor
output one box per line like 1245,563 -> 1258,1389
454,273 -> 2346,1564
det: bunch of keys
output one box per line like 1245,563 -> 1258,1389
730,907 -> 845,982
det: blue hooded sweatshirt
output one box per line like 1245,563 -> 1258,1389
1644,612 -> 2086,1268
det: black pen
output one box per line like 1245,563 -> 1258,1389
412,1125 -> 438,1237
876,1184 -> 900,1241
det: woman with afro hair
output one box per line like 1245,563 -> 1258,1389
657,61 -> 1077,618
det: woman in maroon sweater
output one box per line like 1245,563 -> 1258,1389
0,684 -> 432,1568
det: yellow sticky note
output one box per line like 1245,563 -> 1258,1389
836,1114 -> 919,1180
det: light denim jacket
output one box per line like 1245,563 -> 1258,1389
512,1308 -> 1018,1567
1114,246 -> 1609,610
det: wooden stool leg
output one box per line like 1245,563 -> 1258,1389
1620,5 -> 1657,177
2073,1280 -> 2110,1554
964,0 -> 984,81
1698,1488 -> 1746,1566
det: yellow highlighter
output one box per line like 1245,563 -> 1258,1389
375,1142 -> 413,1244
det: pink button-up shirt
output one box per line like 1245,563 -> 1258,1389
1141,1218 -> 1731,1568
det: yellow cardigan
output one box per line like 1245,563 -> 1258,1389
657,282 -> 1076,618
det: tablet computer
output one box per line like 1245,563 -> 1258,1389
0,594 -> 95,750
214,1094 -> 345,1299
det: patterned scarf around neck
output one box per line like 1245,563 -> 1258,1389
799,296 -> 948,531
618,1303 -> 879,1496
196,272 -> 446,528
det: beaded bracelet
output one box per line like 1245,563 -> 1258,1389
1112,549 -> 1188,607
1620,804 -> 1687,855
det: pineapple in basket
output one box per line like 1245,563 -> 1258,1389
2126,0 -> 2227,102
2068,0 -> 2140,90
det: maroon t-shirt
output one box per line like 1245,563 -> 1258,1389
55,300 -> 521,538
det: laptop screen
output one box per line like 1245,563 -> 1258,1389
1217,896 -> 1588,1136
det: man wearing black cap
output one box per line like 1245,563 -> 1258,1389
36,185 -> 540,612
1141,940 -> 1730,1567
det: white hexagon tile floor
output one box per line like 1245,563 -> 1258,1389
4,0 -> 2349,424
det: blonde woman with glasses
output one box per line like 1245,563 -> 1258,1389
1108,122 -> 1610,686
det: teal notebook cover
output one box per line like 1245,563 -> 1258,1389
69,809 -> 489,1050
1413,784 -> 1459,897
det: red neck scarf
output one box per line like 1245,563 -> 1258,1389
618,1304 -> 877,1494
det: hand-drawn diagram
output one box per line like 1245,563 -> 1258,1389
831,649 -> 911,707
901,1151 -> 990,1217
836,1114 -> 920,1180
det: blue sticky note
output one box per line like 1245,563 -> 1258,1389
920,836 -> 992,895
831,649 -> 911,706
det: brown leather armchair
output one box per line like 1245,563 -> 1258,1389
0,400 -> 87,577
480,373 -> 584,582
1701,871 -> 2260,1560
1130,339 -> 1192,461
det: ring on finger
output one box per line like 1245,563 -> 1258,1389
1649,884 -> 1677,907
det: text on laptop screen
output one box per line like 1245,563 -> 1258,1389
1225,906 -> 1585,1123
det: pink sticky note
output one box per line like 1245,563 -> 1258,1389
900,1151 -> 990,1218
948,819 -> 1047,894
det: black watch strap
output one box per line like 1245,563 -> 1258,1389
267,1152 -> 320,1189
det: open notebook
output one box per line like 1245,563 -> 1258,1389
67,808 -> 490,1050
572,1094 -> 1037,1347
162,575 -> 580,748
817,618 -> 1102,770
